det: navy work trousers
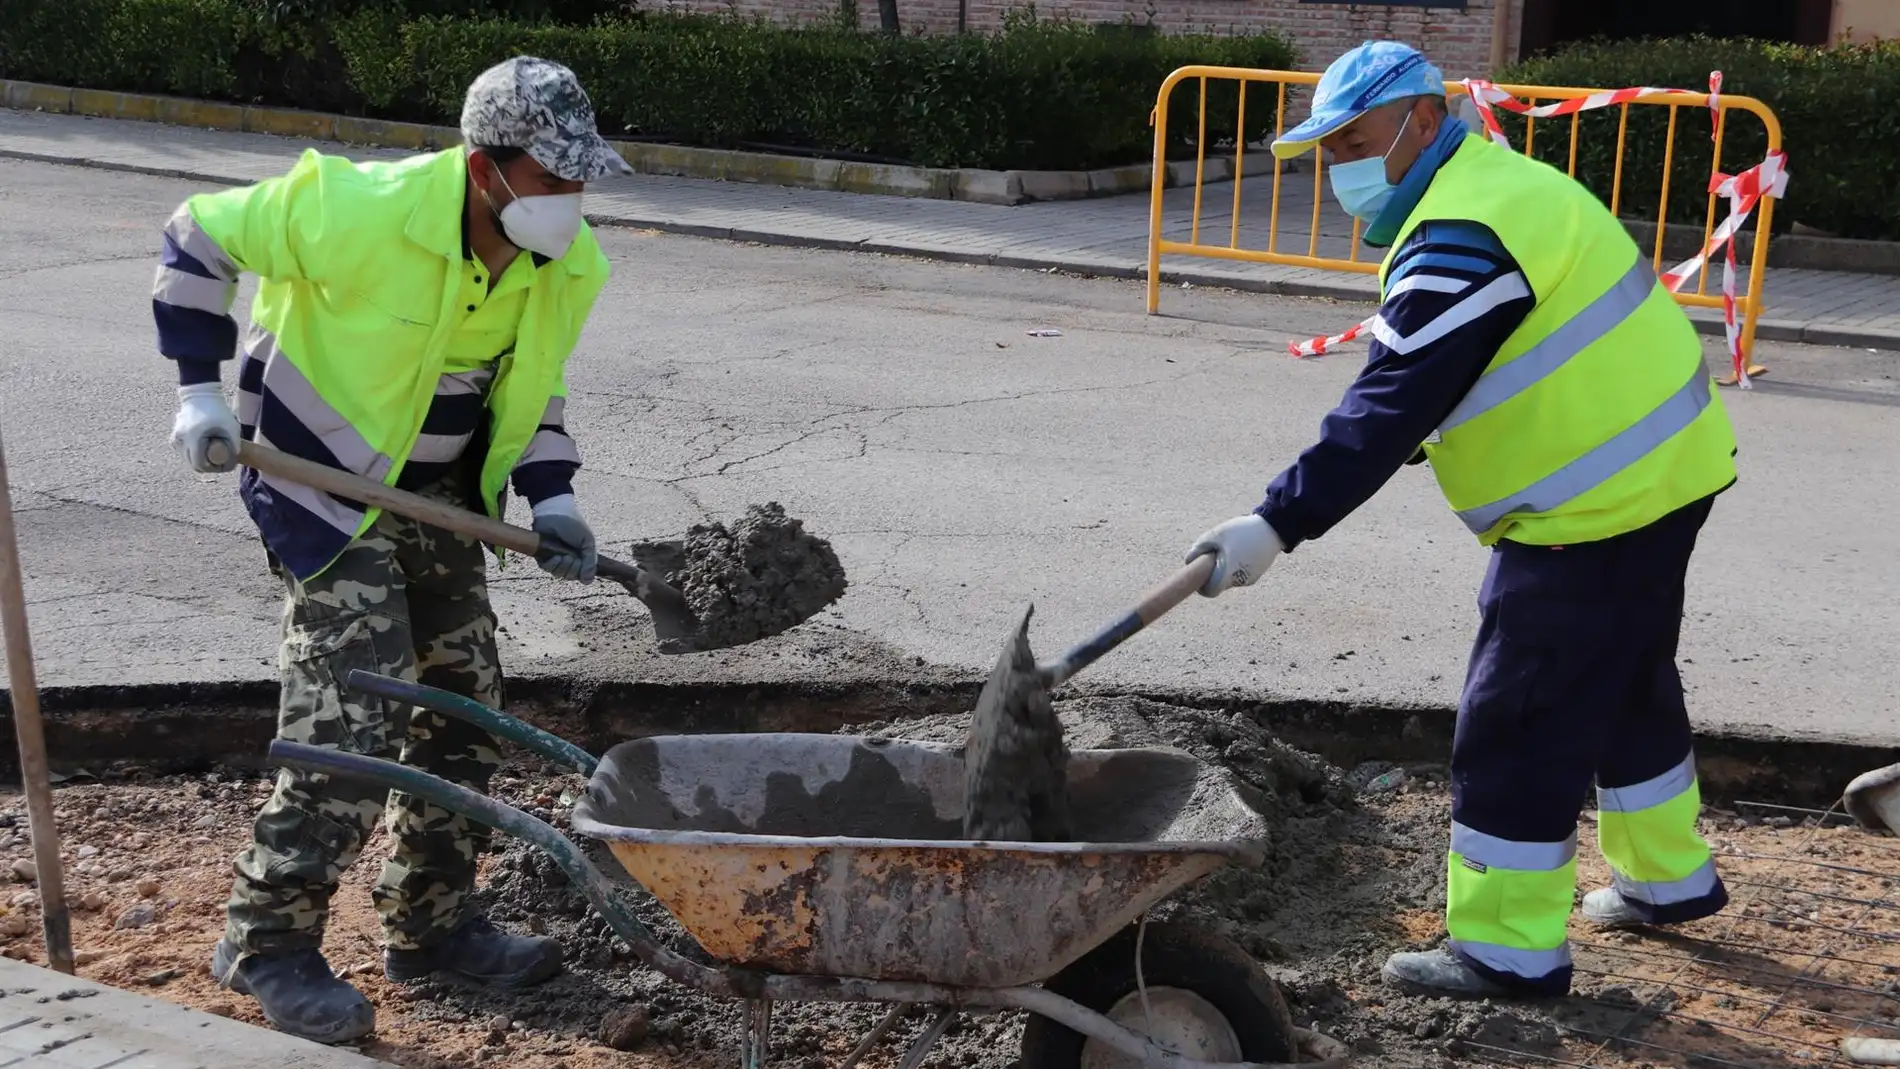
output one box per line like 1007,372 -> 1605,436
1448,492 -> 1729,992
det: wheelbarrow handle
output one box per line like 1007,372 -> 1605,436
344,670 -> 599,776
266,740 -> 732,996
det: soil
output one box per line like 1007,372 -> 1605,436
628,503 -> 848,655
0,698 -> 1893,1069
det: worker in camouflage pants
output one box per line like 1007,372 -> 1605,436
154,55 -> 631,1044
227,475 -> 509,961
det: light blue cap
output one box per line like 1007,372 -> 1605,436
1270,41 -> 1445,160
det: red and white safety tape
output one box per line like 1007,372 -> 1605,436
1287,72 -> 1791,390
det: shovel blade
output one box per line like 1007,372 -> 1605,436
599,555 -> 703,644
627,536 -> 845,655
635,582 -> 702,643
963,604 -> 1073,842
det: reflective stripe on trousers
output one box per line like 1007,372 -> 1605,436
1456,361 -> 1715,536
1597,751 -> 1720,907
1446,821 -> 1576,981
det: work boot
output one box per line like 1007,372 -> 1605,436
1581,886 -> 1729,931
1381,947 -> 1509,999
1581,888 -> 1649,930
385,915 -> 564,988
209,939 -> 375,1045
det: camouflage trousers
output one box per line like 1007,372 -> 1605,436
224,477 -> 505,957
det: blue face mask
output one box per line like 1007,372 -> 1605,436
1327,119 -> 1410,221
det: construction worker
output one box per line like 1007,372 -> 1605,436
1183,40 -> 1735,998
154,56 -> 630,1042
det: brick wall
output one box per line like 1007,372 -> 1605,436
646,0 -> 1523,79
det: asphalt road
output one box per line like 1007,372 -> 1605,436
2,158 -> 1896,744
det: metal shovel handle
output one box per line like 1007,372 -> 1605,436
1045,554 -> 1215,690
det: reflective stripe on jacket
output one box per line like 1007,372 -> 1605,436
1384,133 -> 1737,547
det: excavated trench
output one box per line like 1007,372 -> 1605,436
0,676 -> 1882,810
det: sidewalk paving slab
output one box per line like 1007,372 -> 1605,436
5,107 -> 1900,353
0,958 -> 386,1068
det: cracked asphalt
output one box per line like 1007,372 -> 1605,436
3,157 -> 1898,745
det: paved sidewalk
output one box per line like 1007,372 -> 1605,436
0,958 -> 386,1067
5,108 -> 1899,351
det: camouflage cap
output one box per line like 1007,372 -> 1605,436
460,56 -> 633,182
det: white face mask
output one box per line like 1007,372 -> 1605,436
485,162 -> 583,260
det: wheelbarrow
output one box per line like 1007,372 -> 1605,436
268,670 -> 1350,1069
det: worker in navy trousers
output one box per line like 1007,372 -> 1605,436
1183,40 -> 1736,998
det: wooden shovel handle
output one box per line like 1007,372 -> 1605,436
1131,551 -> 1216,626
204,438 -> 542,556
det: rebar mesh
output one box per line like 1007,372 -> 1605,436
1454,800 -> 1900,1069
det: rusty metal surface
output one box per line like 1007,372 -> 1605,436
572,733 -> 1267,988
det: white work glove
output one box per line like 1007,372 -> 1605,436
170,383 -> 241,474
1183,514 -> 1285,598
530,494 -> 598,584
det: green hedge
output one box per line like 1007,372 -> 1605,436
0,0 -> 1297,171
1501,36 -> 1900,242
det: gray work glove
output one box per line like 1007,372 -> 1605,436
529,494 -> 598,584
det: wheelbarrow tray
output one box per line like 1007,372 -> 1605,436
571,732 -> 1269,989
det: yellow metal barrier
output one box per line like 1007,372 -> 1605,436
1145,66 -> 1784,364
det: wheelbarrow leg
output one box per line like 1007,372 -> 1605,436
741,998 -> 774,1069
344,669 -> 600,775
838,1003 -> 912,1069
899,1008 -> 957,1069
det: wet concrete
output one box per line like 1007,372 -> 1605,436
631,502 -> 848,653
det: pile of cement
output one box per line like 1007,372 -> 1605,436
630,502 -> 848,653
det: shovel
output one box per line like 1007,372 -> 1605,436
204,438 -> 702,645
963,553 -> 1216,840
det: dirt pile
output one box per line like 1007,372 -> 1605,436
630,502 -> 848,654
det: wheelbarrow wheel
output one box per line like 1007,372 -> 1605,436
1019,920 -> 1298,1069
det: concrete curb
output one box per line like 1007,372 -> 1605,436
1624,217 -> 1900,278
0,77 -> 1279,205
6,135 -> 1895,354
